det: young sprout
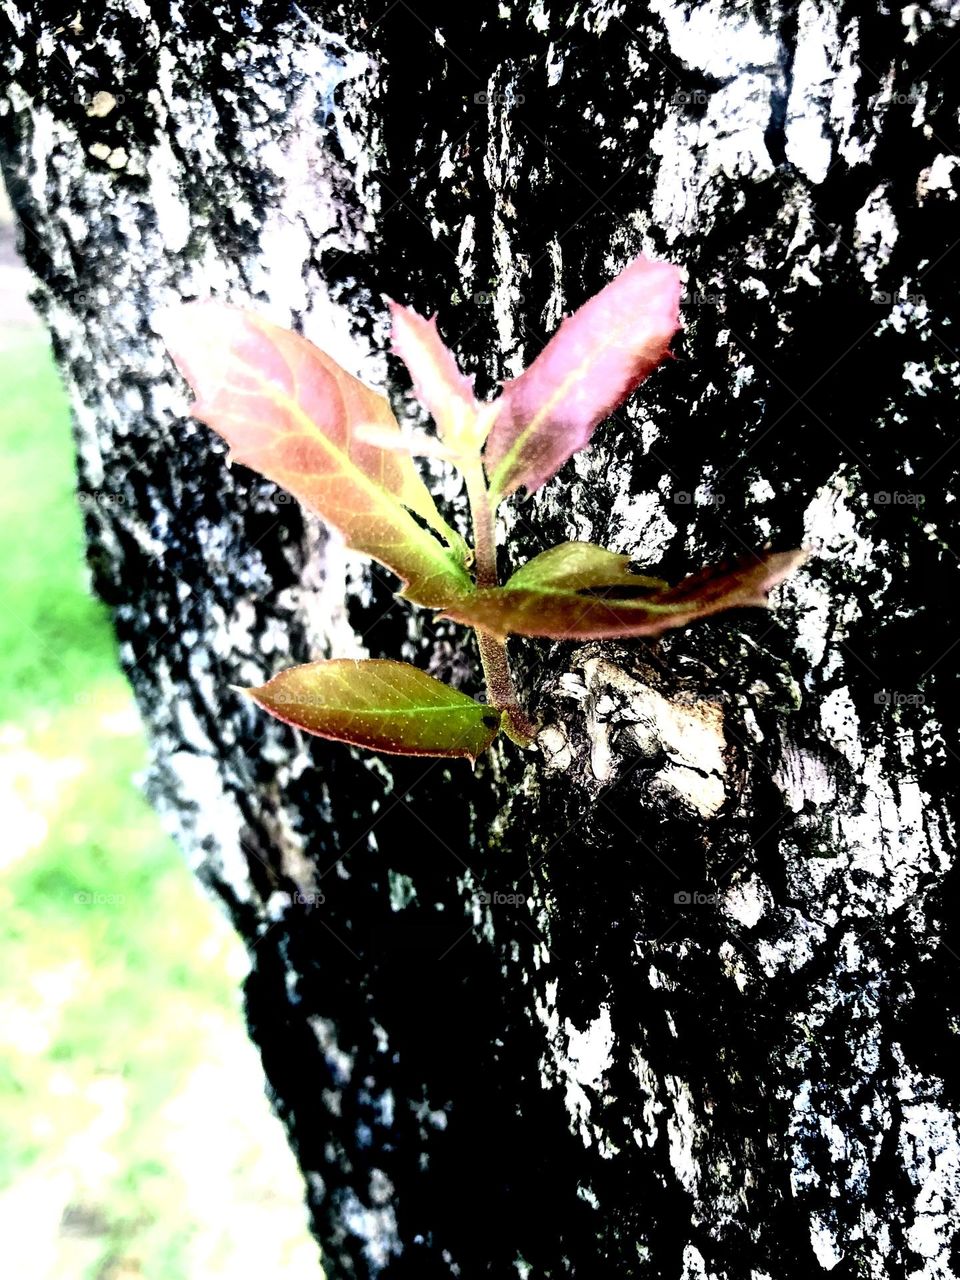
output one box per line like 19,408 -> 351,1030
156,257 -> 804,763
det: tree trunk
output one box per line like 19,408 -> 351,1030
3,2 -> 959,1276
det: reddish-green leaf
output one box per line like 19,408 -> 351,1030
156,301 -> 470,607
238,659 -> 502,760
389,300 -> 485,450
440,548 -> 807,640
484,255 -> 682,500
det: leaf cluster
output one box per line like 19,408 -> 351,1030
156,257 -> 803,762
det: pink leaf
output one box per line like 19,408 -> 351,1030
389,300 -> 479,446
155,301 -> 471,607
484,255 -> 682,499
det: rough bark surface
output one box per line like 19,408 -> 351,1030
3,2 -> 960,1276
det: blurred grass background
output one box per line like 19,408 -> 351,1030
0,190 -> 322,1279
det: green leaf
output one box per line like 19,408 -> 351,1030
506,541 -> 669,593
439,547 -> 807,640
238,659 -> 502,761
155,301 -> 471,608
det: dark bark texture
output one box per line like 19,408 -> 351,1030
3,1 -> 960,1276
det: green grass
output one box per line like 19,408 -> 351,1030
0,336 -> 317,1278
0,341 -> 115,720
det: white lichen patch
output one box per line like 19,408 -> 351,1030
164,750 -> 254,903
388,871 -> 416,912
567,656 -> 726,818
648,0 -> 780,238
784,0 -> 837,183
789,468 -> 878,674
85,89 -> 118,118
828,15 -> 870,169
650,0 -> 778,81
338,1187 -> 400,1275
560,1005 -> 616,1153
665,1073 -> 699,1194
608,476 -> 677,565
855,185 -> 899,283
309,1016 -> 353,1087
631,1047 -> 666,1149
148,133 -> 193,254
917,153 -> 959,202
722,875 -> 769,929
899,1071 -> 960,1278
537,723 -> 574,773
810,1214 -> 844,1270
680,1245 -> 710,1280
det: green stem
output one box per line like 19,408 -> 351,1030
462,457 -> 536,747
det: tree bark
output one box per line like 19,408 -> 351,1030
3,1 -> 960,1276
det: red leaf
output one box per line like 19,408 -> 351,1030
239,659 -> 502,761
155,301 -> 470,607
484,255 -> 682,499
440,548 -> 807,640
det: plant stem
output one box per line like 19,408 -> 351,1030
462,457 -> 536,747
